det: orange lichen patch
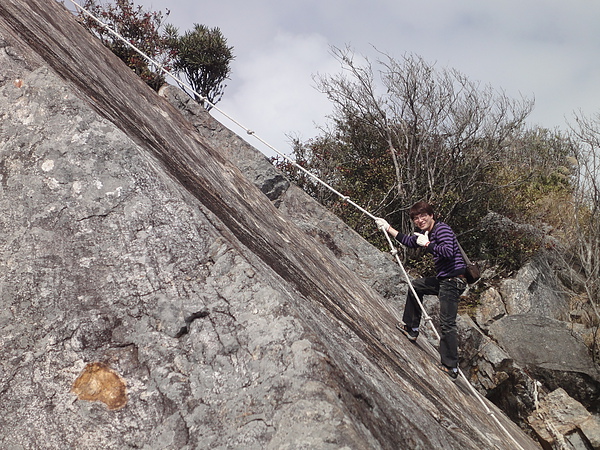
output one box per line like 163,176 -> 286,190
71,362 -> 128,410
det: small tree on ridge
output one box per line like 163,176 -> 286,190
169,24 -> 234,110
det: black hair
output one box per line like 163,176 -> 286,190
409,201 -> 434,220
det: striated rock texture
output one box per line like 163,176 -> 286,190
0,1 -> 540,449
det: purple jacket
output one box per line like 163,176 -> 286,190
395,221 -> 466,278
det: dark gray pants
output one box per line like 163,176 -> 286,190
402,276 -> 466,369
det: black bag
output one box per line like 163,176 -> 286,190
464,262 -> 481,284
458,242 -> 480,284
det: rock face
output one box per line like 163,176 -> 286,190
0,1 -> 539,449
464,252 -> 600,416
499,256 -> 570,319
528,388 -> 600,450
156,84 -> 404,304
489,315 -> 600,407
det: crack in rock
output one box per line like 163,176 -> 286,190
174,308 -> 210,338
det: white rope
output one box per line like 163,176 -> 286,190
66,2 -> 526,447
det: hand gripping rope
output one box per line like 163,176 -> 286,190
66,2 -> 525,447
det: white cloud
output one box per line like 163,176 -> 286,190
214,31 -> 337,157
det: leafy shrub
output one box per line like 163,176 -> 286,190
78,0 -> 174,91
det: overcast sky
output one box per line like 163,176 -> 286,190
107,1 -> 600,157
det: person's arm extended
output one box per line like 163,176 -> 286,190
375,217 -> 419,248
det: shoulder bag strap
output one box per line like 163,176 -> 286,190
456,240 -> 472,265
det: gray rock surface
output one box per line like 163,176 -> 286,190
475,287 -> 507,330
157,84 -> 405,303
489,315 -> 600,411
499,256 -> 570,320
458,314 -> 513,391
0,1 -> 539,449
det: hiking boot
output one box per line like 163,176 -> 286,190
439,364 -> 459,380
396,323 -> 419,341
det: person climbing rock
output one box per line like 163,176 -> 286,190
375,201 -> 467,380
